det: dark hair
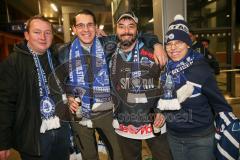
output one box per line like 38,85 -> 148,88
25,15 -> 52,32
201,38 -> 210,44
73,9 -> 97,25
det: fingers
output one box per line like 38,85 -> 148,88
153,54 -> 159,65
0,150 -> 11,160
153,44 -> 168,67
157,53 -> 168,67
96,29 -> 107,37
153,113 -> 165,128
67,96 -> 80,113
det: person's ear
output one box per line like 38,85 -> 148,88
24,31 -> 29,41
72,25 -> 76,34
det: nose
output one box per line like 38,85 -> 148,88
40,32 -> 46,40
124,27 -> 130,34
170,44 -> 177,50
83,25 -> 89,31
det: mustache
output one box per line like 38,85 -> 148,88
120,33 -> 134,37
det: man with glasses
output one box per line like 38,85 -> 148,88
58,9 -> 123,160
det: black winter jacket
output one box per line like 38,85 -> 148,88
0,41 -> 67,155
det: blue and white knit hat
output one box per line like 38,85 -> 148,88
165,14 -> 192,46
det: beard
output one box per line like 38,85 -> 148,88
118,33 -> 137,48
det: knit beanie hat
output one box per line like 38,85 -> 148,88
165,14 -> 192,46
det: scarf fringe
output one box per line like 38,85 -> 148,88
153,125 -> 161,133
157,98 -> 181,110
40,116 -> 60,133
92,101 -> 114,112
79,118 -> 93,128
112,119 -> 120,129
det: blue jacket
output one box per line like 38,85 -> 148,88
163,49 -> 232,136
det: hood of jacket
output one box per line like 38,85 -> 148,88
13,40 -> 32,56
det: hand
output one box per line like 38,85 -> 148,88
153,44 -> 168,67
68,96 -> 80,113
0,150 -> 10,160
153,113 -> 165,128
96,28 -> 107,37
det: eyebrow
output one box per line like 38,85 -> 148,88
32,29 -> 52,32
117,22 -> 136,26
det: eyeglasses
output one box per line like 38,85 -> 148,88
166,41 -> 185,50
75,23 -> 95,30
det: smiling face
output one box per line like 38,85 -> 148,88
116,18 -> 137,50
166,40 -> 189,61
24,19 -> 53,54
73,14 -> 96,47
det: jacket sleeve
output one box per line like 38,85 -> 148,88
100,35 -> 118,64
138,32 -> 161,48
50,42 -> 72,96
0,57 -> 18,150
202,73 -> 232,113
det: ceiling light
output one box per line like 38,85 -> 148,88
50,3 -> 58,12
148,18 -> 154,23
226,15 -> 230,18
99,25 -> 104,30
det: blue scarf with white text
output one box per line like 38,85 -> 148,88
68,37 -> 111,118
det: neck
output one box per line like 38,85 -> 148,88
80,41 -> 93,52
81,43 -> 92,48
120,41 -> 137,53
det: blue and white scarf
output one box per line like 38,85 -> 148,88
28,45 -> 60,133
69,37 -> 112,119
157,49 -> 203,110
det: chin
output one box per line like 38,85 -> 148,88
82,39 -> 94,44
170,57 -> 180,62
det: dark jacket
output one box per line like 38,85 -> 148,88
0,41 -> 66,155
54,34 -> 160,119
163,49 -> 232,137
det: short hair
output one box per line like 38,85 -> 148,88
201,38 -> 210,44
25,15 -> 52,32
73,9 -> 96,25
